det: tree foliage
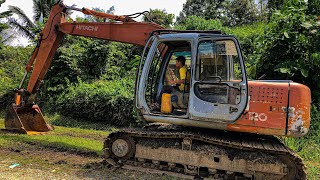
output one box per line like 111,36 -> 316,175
177,0 -> 225,23
0,0 -> 11,45
267,0 -> 284,11
32,0 -> 58,22
42,35 -> 140,97
0,46 -> 33,108
252,0 -> 320,101
225,0 -> 259,26
177,0 -> 260,26
143,9 -> 174,28
175,16 -> 224,31
307,0 -> 320,16
8,0 -> 58,40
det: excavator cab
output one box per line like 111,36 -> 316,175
136,30 -> 249,127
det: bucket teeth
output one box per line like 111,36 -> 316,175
4,104 -> 53,134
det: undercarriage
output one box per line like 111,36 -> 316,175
104,124 -> 306,180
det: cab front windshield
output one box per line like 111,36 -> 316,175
195,39 -> 242,82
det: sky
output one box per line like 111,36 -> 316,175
0,0 -> 186,46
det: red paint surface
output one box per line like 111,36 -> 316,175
228,81 -> 311,137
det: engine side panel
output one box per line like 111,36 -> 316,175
227,81 -> 311,137
227,81 -> 289,135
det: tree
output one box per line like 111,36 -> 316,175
143,9 -> 174,28
256,0 -> 268,22
8,0 -> 58,40
0,0 -> 12,45
32,0 -> 58,22
224,0 -> 259,26
8,6 -> 38,39
177,0 -> 225,23
175,15 -> 225,31
252,0 -> 320,101
177,0 -> 260,26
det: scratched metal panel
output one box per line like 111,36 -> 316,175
287,83 -> 311,137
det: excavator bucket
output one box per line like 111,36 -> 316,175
4,104 -> 53,135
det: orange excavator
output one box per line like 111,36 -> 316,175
4,1 -> 311,179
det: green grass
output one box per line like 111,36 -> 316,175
284,136 -> 320,179
0,113 -> 114,157
46,113 -> 118,131
283,108 -> 320,179
0,133 -> 104,155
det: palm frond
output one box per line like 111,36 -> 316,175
8,5 -> 36,30
0,10 -> 12,18
33,0 -> 43,22
33,0 -> 59,21
0,0 -> 5,6
1,32 -> 15,44
8,17 -> 35,39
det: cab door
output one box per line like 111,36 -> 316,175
135,36 -> 156,110
189,37 -> 248,122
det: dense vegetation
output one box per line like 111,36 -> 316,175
0,0 -> 319,177
54,78 -> 136,126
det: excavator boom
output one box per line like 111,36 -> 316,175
4,1 -> 163,134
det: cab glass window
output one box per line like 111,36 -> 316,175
196,40 -> 242,82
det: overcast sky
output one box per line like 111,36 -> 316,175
0,0 -> 186,46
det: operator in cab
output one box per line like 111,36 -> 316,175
169,56 -> 190,109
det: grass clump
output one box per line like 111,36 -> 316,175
283,105 -> 320,178
47,113 -> 118,131
0,115 -> 111,156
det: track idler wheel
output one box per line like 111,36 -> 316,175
107,134 -> 135,162
279,155 -> 306,180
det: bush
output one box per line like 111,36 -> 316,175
175,16 -> 226,31
53,78 -> 137,126
0,46 -> 33,108
43,36 -> 139,97
229,23 -> 267,79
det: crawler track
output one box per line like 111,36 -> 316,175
104,124 -> 306,179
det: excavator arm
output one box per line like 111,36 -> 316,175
5,1 -> 164,134
26,1 -> 163,95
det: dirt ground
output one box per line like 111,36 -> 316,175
0,146 -> 172,180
